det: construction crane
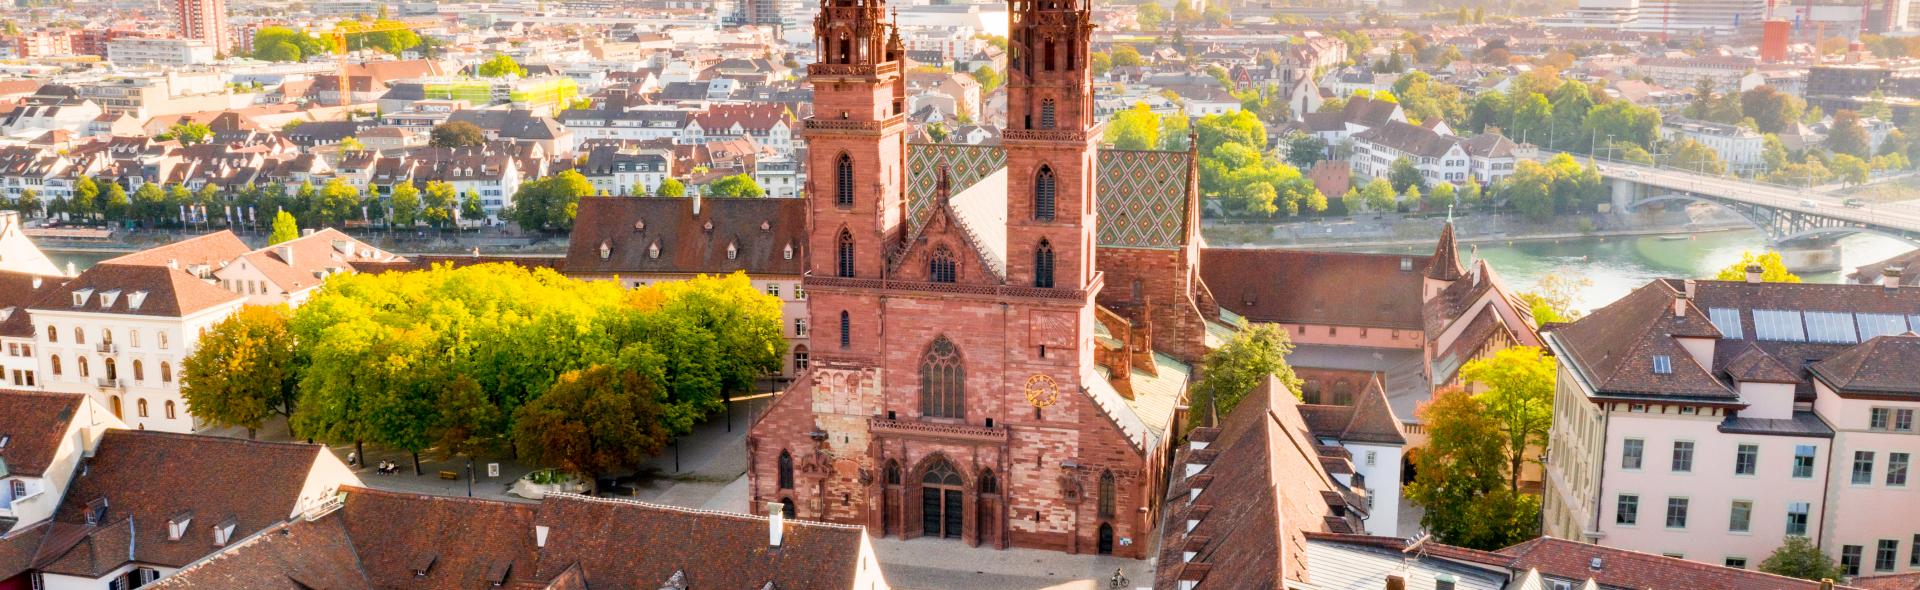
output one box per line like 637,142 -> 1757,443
322,19 -> 426,107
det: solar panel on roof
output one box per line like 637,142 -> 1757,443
1752,310 -> 1806,342
1708,308 -> 1744,339
1805,312 -> 1858,344
1857,314 -> 1910,340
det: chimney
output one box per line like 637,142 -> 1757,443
1673,291 -> 1688,318
692,192 -> 703,216
535,525 -> 549,547
767,502 -> 785,547
1683,278 -> 1696,299
1745,263 -> 1763,283
1885,266 -> 1903,291
1385,574 -> 1406,590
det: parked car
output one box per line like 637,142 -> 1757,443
1844,198 -> 1867,208
1800,199 -> 1820,208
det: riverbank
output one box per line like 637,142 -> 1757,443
1201,206 -> 1748,250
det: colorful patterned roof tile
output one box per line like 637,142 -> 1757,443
1096,149 -> 1191,250
905,143 -> 1005,235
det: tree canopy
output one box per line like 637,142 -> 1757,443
430,121 -> 487,148
1191,324 -> 1302,428
478,52 -> 527,78
1406,388 -> 1541,550
1759,536 -> 1846,582
180,305 -> 300,439
1715,251 -> 1802,283
509,169 -> 593,231
1460,347 -> 1556,491
269,211 -> 300,244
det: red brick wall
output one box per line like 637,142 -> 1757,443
1097,246 -> 1212,364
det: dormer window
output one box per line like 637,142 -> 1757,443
1652,355 -> 1673,375
783,244 -> 794,260
599,240 -> 612,260
727,242 -> 738,260
212,516 -> 237,546
85,497 -> 108,525
167,510 -> 193,541
72,288 -> 93,307
99,289 -> 121,308
648,241 -> 661,259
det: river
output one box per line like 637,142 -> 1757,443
1338,230 -> 1918,312
42,230 -> 1918,314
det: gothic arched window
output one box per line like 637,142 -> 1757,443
979,469 -> 998,494
837,230 -> 856,278
919,336 -> 964,419
1098,470 -> 1117,518
885,459 -> 902,485
839,311 -> 851,349
1040,99 -> 1057,130
835,153 -> 855,207
777,450 -> 795,489
1034,165 -> 1056,220
1035,240 -> 1055,288
929,246 -> 957,283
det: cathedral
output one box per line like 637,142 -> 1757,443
745,0 -> 1229,558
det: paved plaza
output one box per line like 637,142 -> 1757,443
200,395 -> 1151,589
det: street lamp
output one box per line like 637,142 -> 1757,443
465,459 -> 474,497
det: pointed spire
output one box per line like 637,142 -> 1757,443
1425,222 -> 1464,281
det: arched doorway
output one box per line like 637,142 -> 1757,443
883,459 -> 901,536
920,457 -> 964,539
1097,522 -> 1114,555
977,469 -> 1000,547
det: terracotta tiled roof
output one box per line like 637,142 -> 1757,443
531,493 -> 870,589
1297,377 -> 1405,445
1546,281 -> 1736,402
0,270 -> 61,337
563,196 -> 807,277
1426,222 -> 1464,281
144,516 -> 371,590
1156,376 -> 1362,590
0,521 -> 48,580
0,390 -> 82,479
1353,120 -> 1460,159
1498,537 -> 1845,590
1201,249 -> 1428,330
1810,334 -> 1920,397
37,431 -> 332,577
1854,572 -> 1920,590
339,487 -> 538,590
1342,96 -> 1401,128
230,228 -> 398,294
1723,341 -> 1800,384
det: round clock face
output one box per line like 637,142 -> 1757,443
1024,373 -> 1060,408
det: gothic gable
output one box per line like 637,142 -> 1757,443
905,143 -> 1006,235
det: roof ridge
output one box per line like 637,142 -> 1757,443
99,429 -> 325,451
340,484 -> 535,508
542,492 -> 868,532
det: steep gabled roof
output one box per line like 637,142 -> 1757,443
563,196 -> 807,277
1723,341 -> 1800,384
0,390 -> 83,479
1499,537 -> 1847,590
1547,281 -> 1737,402
1810,334 -> 1920,397
1426,222 -> 1464,281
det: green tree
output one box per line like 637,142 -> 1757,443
1741,85 -> 1802,134
269,210 -> 300,244
1716,251 -> 1803,283
656,178 -> 686,197
421,181 -> 456,227
1759,536 -> 1846,582
390,180 -> 422,227
430,120 -> 487,148
180,305 -> 299,439
1460,347 -> 1556,492
1282,132 -> 1329,169
1405,388 -> 1542,550
100,182 -> 128,222
72,176 -> 98,218
1583,100 -> 1662,151
1340,187 -> 1364,215
1831,153 -> 1870,185
132,183 -> 166,224
1668,138 -> 1727,175
707,174 -> 765,198
1090,51 -> 1112,77
315,178 -> 361,225
1464,92 -> 1511,135
510,169 -> 592,231
161,122 -> 214,145
970,64 -> 1002,95
1828,109 -> 1872,158
1547,81 -> 1597,151
1509,92 -> 1552,146
1387,157 -> 1425,193
339,136 -> 366,153
460,190 -> 485,221
1191,324 -> 1301,427
1106,103 -> 1163,150
11,188 -> 39,217
1518,272 -> 1588,326
1402,184 -> 1423,207
477,52 -> 527,78
1111,44 -> 1144,67
1430,182 -> 1457,208
1762,134 -> 1790,170
1362,177 -> 1396,211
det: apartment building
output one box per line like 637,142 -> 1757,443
1542,271 -> 1920,573
27,232 -> 251,432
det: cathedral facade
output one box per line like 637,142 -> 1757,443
745,0 -> 1225,558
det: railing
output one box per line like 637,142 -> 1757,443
96,378 -> 123,389
803,114 -> 906,133
96,342 -> 116,354
869,416 -> 1009,442
806,271 -> 1101,302
1002,128 -> 1092,143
